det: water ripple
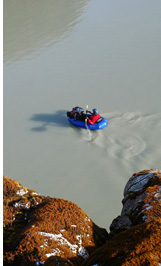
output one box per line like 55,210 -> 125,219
86,112 -> 161,160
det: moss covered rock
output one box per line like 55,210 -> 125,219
3,176 -> 108,265
82,218 -> 161,266
83,169 -> 161,266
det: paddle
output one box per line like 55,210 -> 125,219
85,105 -> 88,124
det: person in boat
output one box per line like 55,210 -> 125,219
87,108 -> 101,124
73,107 -> 84,120
67,107 -> 84,120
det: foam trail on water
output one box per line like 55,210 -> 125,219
82,125 -> 97,143
85,112 -> 161,161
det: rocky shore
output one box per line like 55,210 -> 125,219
3,169 -> 161,266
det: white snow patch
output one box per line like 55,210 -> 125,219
84,217 -> 91,222
76,235 -> 89,258
32,192 -> 39,195
45,248 -> 60,258
38,232 -> 89,258
60,229 -> 66,232
71,225 -> 77,227
14,202 -> 30,209
38,232 -> 78,253
16,189 -> 28,196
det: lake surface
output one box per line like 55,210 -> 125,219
3,0 -> 161,230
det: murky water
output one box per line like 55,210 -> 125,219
3,0 -> 161,229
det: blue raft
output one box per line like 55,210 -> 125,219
68,116 -> 108,130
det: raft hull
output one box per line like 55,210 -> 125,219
68,117 -> 107,130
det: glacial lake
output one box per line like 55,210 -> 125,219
3,0 -> 161,230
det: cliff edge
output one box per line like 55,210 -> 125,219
3,169 -> 161,266
3,176 -> 108,266
82,169 -> 161,266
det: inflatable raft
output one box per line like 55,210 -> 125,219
67,107 -> 107,130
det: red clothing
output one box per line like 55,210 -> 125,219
88,114 -> 100,124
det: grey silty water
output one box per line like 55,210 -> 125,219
3,0 -> 161,229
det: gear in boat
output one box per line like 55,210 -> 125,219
67,106 -> 108,130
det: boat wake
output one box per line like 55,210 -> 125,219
81,127 -> 98,143
83,111 -> 161,160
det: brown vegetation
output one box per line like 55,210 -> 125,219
82,218 -> 161,266
3,176 -> 108,266
3,170 -> 161,266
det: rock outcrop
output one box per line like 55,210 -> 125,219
3,169 -> 161,266
110,169 -> 161,235
82,169 -> 161,266
3,176 -> 108,266
3,176 -> 45,227
82,218 -> 161,266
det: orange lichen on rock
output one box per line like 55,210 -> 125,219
87,169 -> 161,266
82,218 -> 161,266
3,176 -> 45,227
141,183 -> 161,222
4,170 -> 161,266
3,176 -> 108,266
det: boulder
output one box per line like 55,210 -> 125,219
82,169 -> 161,266
4,169 -> 161,266
110,169 -> 161,235
3,176 -> 46,227
3,176 -> 108,266
82,218 -> 161,266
